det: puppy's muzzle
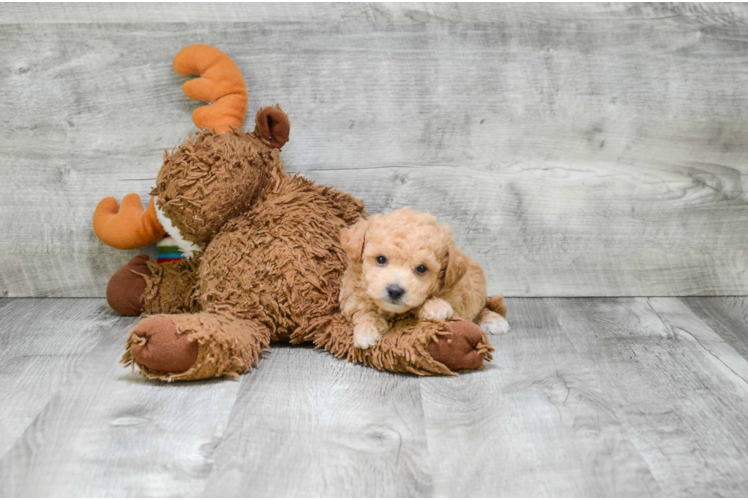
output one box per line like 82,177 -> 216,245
386,284 -> 405,302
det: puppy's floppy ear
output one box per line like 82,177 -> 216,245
444,243 -> 469,289
340,217 -> 372,263
441,225 -> 468,289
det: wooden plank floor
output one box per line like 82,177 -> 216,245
2,298 -> 748,496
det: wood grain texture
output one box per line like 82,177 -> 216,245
0,298 -> 128,457
2,3 -> 748,297
547,297 -> 748,496
2,3 -> 748,25
204,347 -> 431,497
420,298 -> 659,496
3,297 -> 748,495
0,299 -> 243,497
682,296 -> 748,361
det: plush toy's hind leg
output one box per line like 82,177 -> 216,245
106,254 -> 199,316
122,313 -> 272,381
310,313 -> 494,376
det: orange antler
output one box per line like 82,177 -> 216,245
173,44 -> 248,133
93,195 -> 166,250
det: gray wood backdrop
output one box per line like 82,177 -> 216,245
2,3 -> 748,298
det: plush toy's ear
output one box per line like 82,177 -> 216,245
441,225 -> 468,289
340,217 -> 373,263
255,105 -> 290,150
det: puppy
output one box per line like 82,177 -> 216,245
339,207 -> 509,349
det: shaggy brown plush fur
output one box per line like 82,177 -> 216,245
153,128 -> 277,246
142,257 -> 200,315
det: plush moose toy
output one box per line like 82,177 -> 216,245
93,44 -> 493,381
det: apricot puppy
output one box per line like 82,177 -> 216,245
340,207 -> 509,349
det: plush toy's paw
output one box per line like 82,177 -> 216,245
418,298 -> 454,321
428,320 -> 486,371
480,311 -> 510,335
107,254 -> 151,316
130,316 -> 199,374
353,322 -> 385,349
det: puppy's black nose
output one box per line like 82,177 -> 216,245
386,285 -> 405,301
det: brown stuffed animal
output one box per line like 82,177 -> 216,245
93,44 -> 493,381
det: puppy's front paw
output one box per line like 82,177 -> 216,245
418,298 -> 454,321
354,322 -> 384,349
481,314 -> 510,335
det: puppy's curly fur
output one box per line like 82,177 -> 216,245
340,207 -> 509,349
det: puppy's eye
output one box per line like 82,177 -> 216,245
376,256 -> 387,265
415,265 -> 428,274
